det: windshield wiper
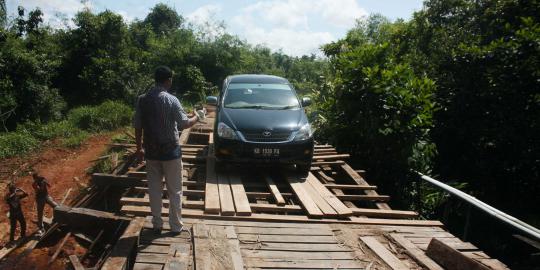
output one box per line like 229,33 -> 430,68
226,105 -> 267,109
277,105 -> 298,110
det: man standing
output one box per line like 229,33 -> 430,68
133,66 -> 201,234
5,183 -> 27,243
32,172 -> 58,234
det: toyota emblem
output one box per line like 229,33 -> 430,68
262,131 -> 272,137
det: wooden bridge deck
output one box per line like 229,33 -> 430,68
100,113 -> 508,270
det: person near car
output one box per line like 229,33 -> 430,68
32,172 -> 58,234
133,66 -> 202,234
5,183 -> 28,242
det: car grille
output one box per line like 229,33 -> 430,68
241,132 -> 291,142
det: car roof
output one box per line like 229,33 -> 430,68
227,74 -> 290,84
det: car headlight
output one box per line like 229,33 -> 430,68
293,123 -> 313,141
217,122 -> 238,140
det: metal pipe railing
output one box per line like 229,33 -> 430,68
416,171 -> 540,242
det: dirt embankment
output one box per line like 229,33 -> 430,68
0,134 -> 112,247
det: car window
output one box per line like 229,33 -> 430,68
224,83 -> 300,109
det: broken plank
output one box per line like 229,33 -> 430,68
228,174 -> 251,216
264,175 -> 285,206
341,163 -> 390,209
426,238 -> 490,270
390,234 -> 443,270
360,236 -> 408,270
92,173 -> 144,187
306,172 -> 353,216
301,177 -> 338,217
217,173 -> 235,216
285,176 -> 324,218
101,217 -> 146,270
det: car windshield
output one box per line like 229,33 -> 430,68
224,83 -> 300,109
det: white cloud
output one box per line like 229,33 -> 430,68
317,0 -> 368,27
231,0 -> 366,56
242,27 -> 334,56
7,0 -> 92,28
186,4 -> 222,26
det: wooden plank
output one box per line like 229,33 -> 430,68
238,234 -> 337,243
69,255 -> 85,270
390,234 -> 444,270
228,174 -> 251,216
225,226 -> 245,270
240,242 -> 351,252
249,203 -> 302,213
285,176 -> 323,217
311,160 -> 345,166
133,263 -> 163,270
123,206 -> 444,227
301,178 -> 338,217
204,148 -> 220,214
235,226 -> 334,236
336,194 -> 390,201
92,173 -> 144,187
341,164 -> 391,209
312,154 -> 350,160
426,238 -> 490,270
243,258 -> 362,269
242,249 -> 355,260
49,232 -> 72,265
360,236 -> 408,270
101,217 -> 146,270
324,183 -> 377,190
264,176 -> 285,206
350,208 -> 418,218
306,172 -> 353,216
217,174 -> 235,216
120,197 -> 205,210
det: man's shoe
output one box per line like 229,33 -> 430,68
152,227 -> 162,235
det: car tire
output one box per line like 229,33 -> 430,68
296,163 -> 311,178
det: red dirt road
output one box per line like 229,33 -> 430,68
0,134 -> 112,247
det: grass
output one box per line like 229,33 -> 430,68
0,100 -> 134,159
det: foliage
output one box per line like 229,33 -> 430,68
0,130 -> 39,158
67,100 -> 133,132
317,15 -> 437,204
61,130 -> 89,148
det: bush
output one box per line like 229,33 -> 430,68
17,120 -> 79,140
62,130 -> 90,148
0,131 -> 40,158
68,100 -> 133,132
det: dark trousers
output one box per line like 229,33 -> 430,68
9,210 -> 26,241
36,195 -> 58,229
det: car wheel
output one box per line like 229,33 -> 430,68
296,163 -> 311,178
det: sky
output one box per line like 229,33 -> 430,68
6,0 -> 424,56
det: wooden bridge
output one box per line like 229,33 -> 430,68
93,111 -> 509,270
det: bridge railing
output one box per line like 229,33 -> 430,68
416,171 -> 540,243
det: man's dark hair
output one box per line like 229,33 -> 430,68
154,65 -> 173,83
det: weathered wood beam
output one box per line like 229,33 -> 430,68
54,205 -> 131,229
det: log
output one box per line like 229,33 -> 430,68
54,205 -> 130,229
426,238 -> 490,270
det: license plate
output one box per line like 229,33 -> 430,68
253,147 -> 280,157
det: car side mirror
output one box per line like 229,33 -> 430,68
301,97 -> 312,107
206,96 -> 218,106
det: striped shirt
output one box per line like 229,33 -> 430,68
133,86 -> 189,160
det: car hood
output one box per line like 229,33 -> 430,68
221,108 -> 304,133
